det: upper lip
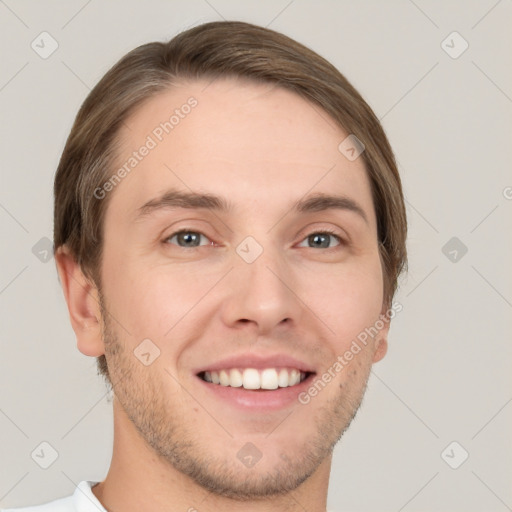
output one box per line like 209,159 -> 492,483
193,353 -> 317,374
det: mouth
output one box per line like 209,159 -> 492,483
197,367 -> 313,390
195,367 -> 316,411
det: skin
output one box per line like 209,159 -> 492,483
56,78 -> 390,512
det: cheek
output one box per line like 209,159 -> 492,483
102,255 -> 215,343
303,255 -> 384,347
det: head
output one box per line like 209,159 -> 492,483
54,21 -> 407,499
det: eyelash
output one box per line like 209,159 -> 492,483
163,228 -> 346,250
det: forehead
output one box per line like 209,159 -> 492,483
107,77 -> 375,227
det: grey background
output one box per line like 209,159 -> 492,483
1,1 -> 511,510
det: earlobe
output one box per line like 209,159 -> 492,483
372,303 -> 391,363
55,245 -> 104,357
372,337 -> 388,362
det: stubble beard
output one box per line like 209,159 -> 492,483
99,298 -> 371,501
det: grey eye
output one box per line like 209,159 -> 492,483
167,231 -> 207,247
298,232 -> 341,249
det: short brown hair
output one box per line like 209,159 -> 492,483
53,20 -> 407,387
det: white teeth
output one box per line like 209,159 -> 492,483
289,369 -> 300,386
219,370 -> 230,386
202,368 -> 308,389
242,368 -> 260,389
278,368 -> 289,387
229,368 -> 243,387
260,369 -> 278,390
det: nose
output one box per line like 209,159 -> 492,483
220,243 -> 303,335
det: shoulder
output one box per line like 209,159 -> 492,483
1,480 -> 103,512
0,494 -> 73,512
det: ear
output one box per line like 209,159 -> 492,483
372,302 -> 391,363
55,245 -> 104,357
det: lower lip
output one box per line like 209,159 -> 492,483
195,373 -> 316,412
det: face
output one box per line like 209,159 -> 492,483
96,78 -> 389,499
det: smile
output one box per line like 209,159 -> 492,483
198,367 -> 311,390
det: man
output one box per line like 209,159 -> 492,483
4,20 -> 407,511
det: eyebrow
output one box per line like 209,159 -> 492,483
135,189 -> 369,225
